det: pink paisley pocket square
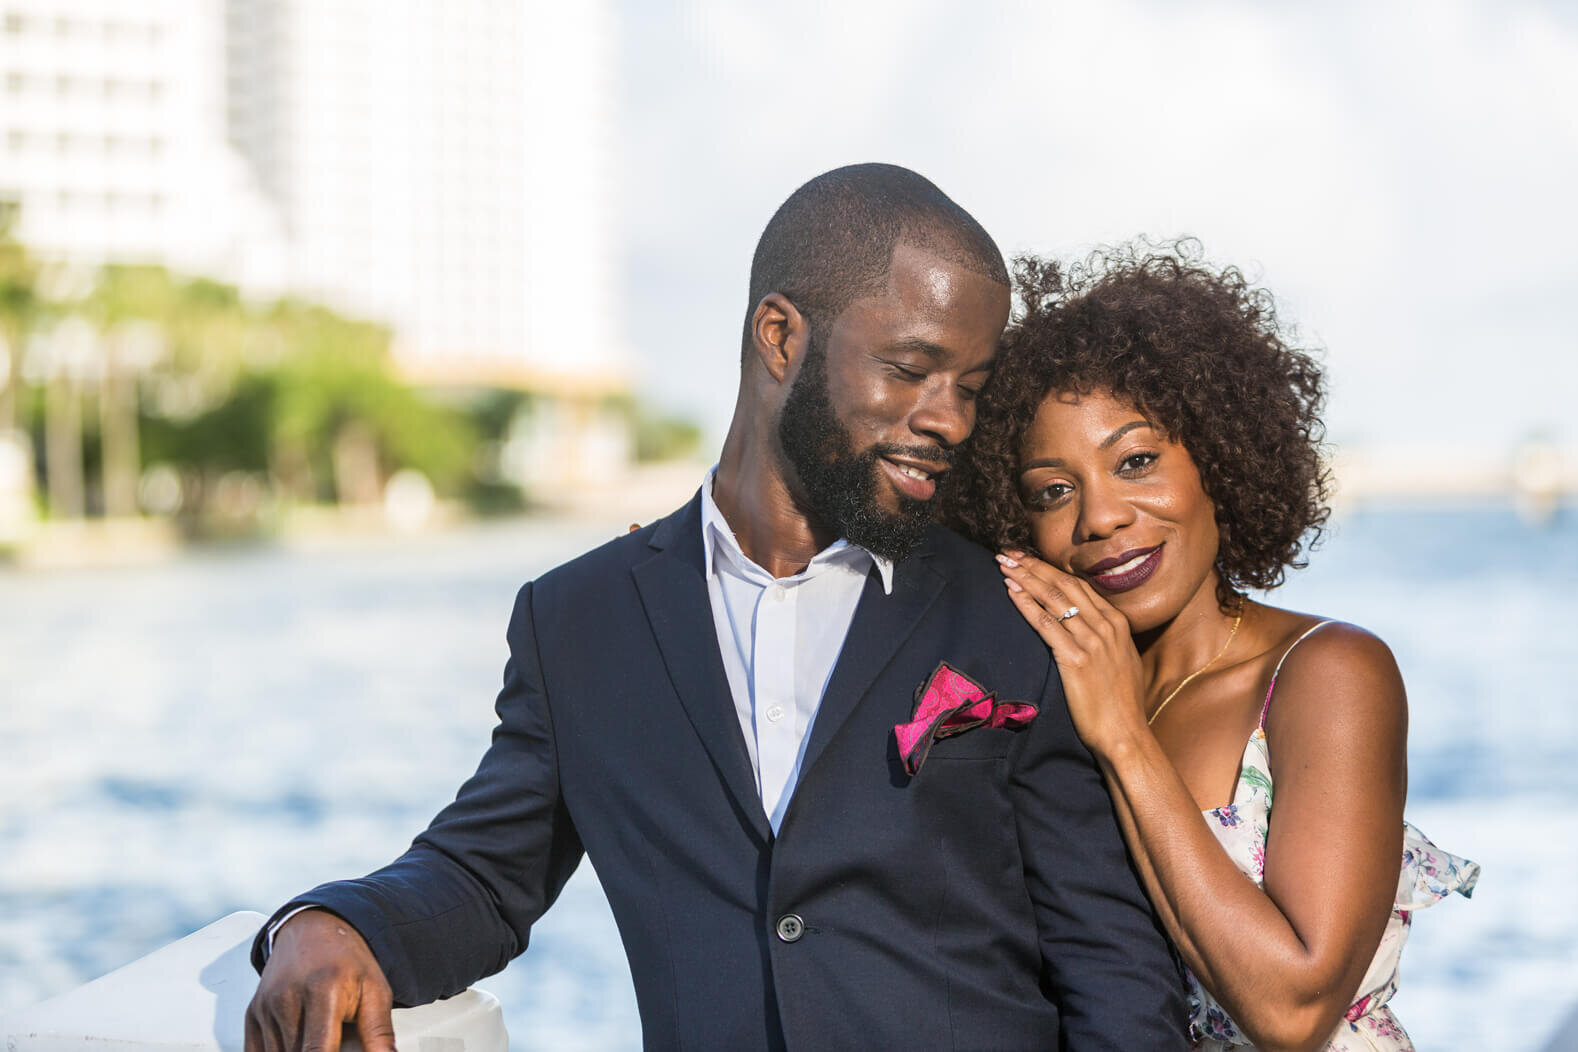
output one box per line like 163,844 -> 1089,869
894,661 -> 1037,775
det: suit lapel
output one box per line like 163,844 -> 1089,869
632,495 -> 772,843
797,541 -> 947,783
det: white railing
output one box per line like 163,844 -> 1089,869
0,912 -> 507,1052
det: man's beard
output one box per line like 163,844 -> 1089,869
777,336 -> 950,563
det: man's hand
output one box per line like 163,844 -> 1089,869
245,908 -> 397,1052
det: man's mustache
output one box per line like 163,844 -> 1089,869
869,443 -> 957,471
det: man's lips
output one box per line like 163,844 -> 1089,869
1081,544 -> 1163,593
878,455 -> 947,501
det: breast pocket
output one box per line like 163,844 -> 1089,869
899,726 -> 1020,894
921,726 -> 1018,761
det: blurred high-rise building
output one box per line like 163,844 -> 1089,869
0,0 -> 286,290
2,0 -> 625,389
223,0 -> 625,388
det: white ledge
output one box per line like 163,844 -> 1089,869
0,911 -> 507,1052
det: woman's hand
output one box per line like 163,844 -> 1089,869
997,550 -> 1149,757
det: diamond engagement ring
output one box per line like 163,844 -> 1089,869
1056,606 -> 1080,622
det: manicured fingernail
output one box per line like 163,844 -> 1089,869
1004,577 -> 1023,593
996,553 -> 1019,568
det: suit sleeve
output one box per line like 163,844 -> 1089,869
250,580 -> 585,1007
1010,664 -> 1189,1050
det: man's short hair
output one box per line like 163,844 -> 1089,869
742,163 -> 1008,358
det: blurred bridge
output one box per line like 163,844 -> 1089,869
395,353 -> 639,508
394,354 -> 631,400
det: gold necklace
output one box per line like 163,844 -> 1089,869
1146,605 -> 1244,726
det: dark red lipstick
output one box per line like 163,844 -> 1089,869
1084,544 -> 1163,594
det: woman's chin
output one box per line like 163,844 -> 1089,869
1097,591 -> 1176,636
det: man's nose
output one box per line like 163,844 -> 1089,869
909,383 -> 973,449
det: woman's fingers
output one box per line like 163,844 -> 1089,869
1002,571 -> 1069,638
1004,551 -> 1128,636
997,555 -> 1096,656
998,553 -> 1077,617
1000,551 -> 1151,748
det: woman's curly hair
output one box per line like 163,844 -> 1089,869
941,239 -> 1331,606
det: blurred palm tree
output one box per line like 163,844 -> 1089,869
0,213 -> 38,435
87,267 -> 168,516
90,267 -> 252,518
260,300 -> 472,505
132,294 -> 474,526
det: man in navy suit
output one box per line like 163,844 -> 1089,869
246,164 -> 1187,1051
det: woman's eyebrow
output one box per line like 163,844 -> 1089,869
1019,420 -> 1156,475
1099,420 -> 1154,449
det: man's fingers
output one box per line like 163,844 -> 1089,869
244,1006 -> 267,1052
354,980 -> 399,1052
249,911 -> 394,1052
248,994 -> 289,1052
298,986 -> 347,1052
264,1011 -> 291,1052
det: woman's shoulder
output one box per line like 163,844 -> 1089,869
1254,607 -> 1394,672
1253,608 -> 1407,727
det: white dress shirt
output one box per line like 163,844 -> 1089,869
700,470 -> 893,832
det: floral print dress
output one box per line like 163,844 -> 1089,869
1188,622 -> 1481,1051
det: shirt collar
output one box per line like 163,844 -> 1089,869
700,467 -> 895,595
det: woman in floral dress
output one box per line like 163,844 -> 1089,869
943,242 -> 1478,1050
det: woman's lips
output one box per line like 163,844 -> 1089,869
1085,544 -> 1163,593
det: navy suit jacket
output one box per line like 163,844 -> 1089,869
254,494 -> 1187,1049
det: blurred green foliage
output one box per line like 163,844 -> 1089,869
83,271 -> 475,522
0,231 -> 698,534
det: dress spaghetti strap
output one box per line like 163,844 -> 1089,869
1258,620 -> 1339,729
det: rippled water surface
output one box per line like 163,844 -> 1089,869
2,504 -> 1575,1049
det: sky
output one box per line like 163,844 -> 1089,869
608,0 -> 1578,460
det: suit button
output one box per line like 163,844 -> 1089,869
775,913 -> 805,942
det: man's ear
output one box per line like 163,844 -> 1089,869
749,293 -> 809,385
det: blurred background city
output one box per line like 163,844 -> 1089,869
1,1 -> 1575,1049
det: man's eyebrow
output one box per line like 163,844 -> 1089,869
891,337 -> 950,361
891,338 -> 995,372
1099,420 -> 1154,449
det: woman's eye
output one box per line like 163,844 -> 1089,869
1027,482 -> 1071,507
1119,452 -> 1157,473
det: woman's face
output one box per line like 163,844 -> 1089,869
1018,388 -> 1222,633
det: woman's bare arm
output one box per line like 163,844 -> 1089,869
1001,555 -> 1406,1051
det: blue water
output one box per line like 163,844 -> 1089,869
1,504 -> 1575,1049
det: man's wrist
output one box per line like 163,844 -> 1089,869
261,905 -> 320,963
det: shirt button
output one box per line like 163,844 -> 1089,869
770,584 -> 787,602
775,914 -> 805,943
765,704 -> 785,723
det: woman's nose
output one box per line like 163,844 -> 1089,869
1077,481 -> 1135,540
